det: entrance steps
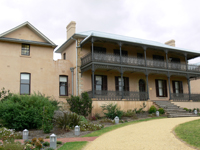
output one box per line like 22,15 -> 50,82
153,101 -> 198,118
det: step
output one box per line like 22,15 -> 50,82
168,114 -> 198,118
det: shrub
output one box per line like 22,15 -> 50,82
55,111 -> 81,130
0,87 -> 13,102
101,103 -> 123,119
148,105 -> 157,114
158,108 -> 165,114
197,108 -> 200,112
0,92 -> 59,130
123,110 -> 136,117
188,109 -> 192,113
80,122 -> 104,131
94,113 -> 101,119
183,108 -> 188,111
80,116 -> 88,124
57,141 -> 62,144
67,92 -> 92,117
99,118 -> 115,124
43,141 -> 50,147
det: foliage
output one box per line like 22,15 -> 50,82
43,141 -> 50,147
57,141 -> 62,145
0,87 -> 13,102
0,134 -> 23,150
79,116 -> 88,124
197,108 -> 199,112
80,122 -> 104,131
123,110 -> 136,117
188,109 -> 192,113
55,111 -> 81,130
89,116 -> 97,121
101,103 -> 123,119
94,113 -> 101,119
175,119 -> 200,149
0,92 -> 59,130
158,108 -> 165,114
99,118 -> 115,124
43,106 -> 53,133
133,102 -> 147,114
67,92 -> 92,117
183,108 -> 188,111
58,141 -> 88,150
148,105 -> 157,114
0,127 -> 21,139
83,117 -> 166,137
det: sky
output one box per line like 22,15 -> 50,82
0,0 -> 200,63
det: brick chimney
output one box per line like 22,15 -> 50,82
165,39 -> 175,47
66,21 -> 76,40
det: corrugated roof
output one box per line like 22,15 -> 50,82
78,30 -> 200,54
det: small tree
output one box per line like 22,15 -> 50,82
0,87 -> 13,101
67,92 -> 92,117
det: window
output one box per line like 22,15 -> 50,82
92,46 -> 106,54
63,53 -> 66,60
59,76 -> 68,96
172,81 -> 183,95
92,75 -> 107,94
115,77 -> 129,91
21,44 -> 30,56
155,79 -> 167,97
114,49 -> 128,56
20,73 -> 30,95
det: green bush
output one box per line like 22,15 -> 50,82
80,122 -> 104,131
55,111 -> 81,130
158,108 -> 165,114
0,87 -> 13,102
101,103 -> 123,119
123,110 -> 136,117
43,141 -> 50,147
148,105 -> 157,114
57,141 -> 62,144
67,92 -> 92,117
183,108 -> 188,111
0,93 -> 59,130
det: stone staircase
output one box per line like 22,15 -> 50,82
153,101 -> 198,118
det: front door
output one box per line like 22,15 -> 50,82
139,79 -> 146,100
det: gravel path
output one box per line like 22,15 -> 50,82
84,117 -> 200,150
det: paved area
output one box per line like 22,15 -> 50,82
84,117 -> 200,150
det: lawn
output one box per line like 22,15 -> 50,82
58,141 -> 88,150
175,119 -> 200,149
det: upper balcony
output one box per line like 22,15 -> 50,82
81,52 -> 200,73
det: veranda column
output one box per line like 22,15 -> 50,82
92,64 -> 95,98
145,70 -> 149,100
168,73 -> 171,100
185,53 -> 188,71
119,42 -> 122,64
91,38 -> 94,61
70,67 -> 74,95
187,75 -> 191,100
143,46 -> 147,67
121,67 -> 124,99
165,50 -> 168,69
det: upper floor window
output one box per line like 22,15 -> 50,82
92,46 -> 106,54
114,49 -> 128,56
20,73 -> 30,95
59,76 -> 68,96
63,53 -> 66,60
21,44 -> 30,56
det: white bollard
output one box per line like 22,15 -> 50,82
74,125 -> 80,136
23,129 -> 29,140
114,116 -> 119,124
50,134 -> 57,149
156,111 -> 159,117
194,109 -> 197,115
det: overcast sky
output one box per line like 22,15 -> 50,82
0,0 -> 200,63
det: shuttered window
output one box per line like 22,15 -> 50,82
172,81 -> 183,94
115,76 -> 129,91
92,75 -> 107,92
155,79 -> 167,97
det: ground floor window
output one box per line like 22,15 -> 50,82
115,76 -> 129,91
59,76 -> 68,96
20,73 -> 30,95
172,81 -> 183,95
92,75 -> 107,94
155,79 -> 167,97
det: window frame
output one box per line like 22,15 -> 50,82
20,73 -> 31,95
59,75 -> 68,96
63,53 -> 66,60
172,80 -> 183,94
21,44 -> 30,56
155,79 -> 167,97
115,76 -> 129,91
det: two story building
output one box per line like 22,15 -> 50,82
1,21 -> 200,113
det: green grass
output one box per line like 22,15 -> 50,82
175,119 -> 200,149
58,141 -> 88,150
82,117 -> 166,137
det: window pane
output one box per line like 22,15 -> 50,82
60,86 -> 67,95
60,76 -> 67,82
96,76 -> 102,85
159,89 -> 163,96
20,84 -> 29,94
158,80 -> 163,88
21,44 -> 30,56
21,74 -> 30,83
96,85 -> 102,91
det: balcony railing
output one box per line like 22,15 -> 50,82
81,53 -> 200,73
87,90 -> 148,101
171,93 -> 200,101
